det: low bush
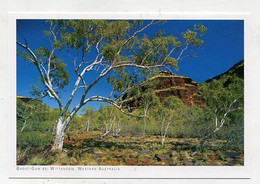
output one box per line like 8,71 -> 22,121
17,131 -> 54,150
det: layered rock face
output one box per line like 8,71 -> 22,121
122,71 -> 203,108
151,73 -> 202,106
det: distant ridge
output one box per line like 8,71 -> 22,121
17,95 -> 39,103
205,60 -> 244,83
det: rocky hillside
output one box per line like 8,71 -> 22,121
146,71 -> 203,106
122,71 -> 203,108
122,60 -> 244,108
205,60 -> 244,83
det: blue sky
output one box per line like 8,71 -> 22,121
17,19 -> 244,111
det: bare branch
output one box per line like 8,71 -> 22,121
176,44 -> 189,61
95,37 -> 103,54
113,62 -> 165,70
193,99 -> 240,154
162,47 -> 178,63
17,41 -> 63,111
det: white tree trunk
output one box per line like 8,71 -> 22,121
86,120 -> 91,132
142,104 -> 149,137
113,121 -> 121,137
161,121 -> 170,146
20,120 -> 27,132
52,117 -> 65,150
102,117 -> 116,137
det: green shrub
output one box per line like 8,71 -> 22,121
27,156 -> 46,165
17,131 -> 54,150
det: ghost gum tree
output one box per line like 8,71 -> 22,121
17,20 -> 207,150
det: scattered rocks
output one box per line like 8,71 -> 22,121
223,151 -> 241,158
208,163 -> 219,166
193,161 -> 206,166
183,159 -> 193,166
226,158 -> 234,162
170,151 -> 178,157
93,148 -> 103,154
191,151 -> 197,157
137,150 -> 151,158
225,163 -> 236,166
154,154 -> 173,165
81,147 -> 94,154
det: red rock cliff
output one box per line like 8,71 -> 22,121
122,71 -> 203,108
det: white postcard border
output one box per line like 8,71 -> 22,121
8,12 -> 251,178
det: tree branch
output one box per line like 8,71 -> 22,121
17,41 -> 63,111
116,20 -> 155,56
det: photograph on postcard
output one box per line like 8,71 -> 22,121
16,18 -> 244,168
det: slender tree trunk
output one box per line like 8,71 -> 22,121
142,118 -> 147,137
142,105 -> 149,137
161,121 -> 170,146
113,121 -> 121,137
51,105 -> 81,151
86,120 -> 91,132
102,117 -> 115,137
52,116 -> 65,151
20,120 -> 27,132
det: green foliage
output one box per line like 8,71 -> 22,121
17,131 -> 53,150
46,20 -> 205,96
83,107 -> 96,116
29,85 -> 42,98
163,96 -> 184,110
182,30 -> 203,47
144,78 -> 162,90
17,99 -> 54,132
35,47 -> 50,59
17,51 -> 35,64
195,24 -> 207,35
139,89 -> 161,109
182,24 -> 207,47
132,34 -> 181,69
200,74 -> 243,110
198,73 -> 244,149
17,98 -> 57,153
179,105 -> 205,138
49,57 -> 70,89
102,44 -> 118,62
107,68 -> 138,94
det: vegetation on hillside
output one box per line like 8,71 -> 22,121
17,61 -> 244,166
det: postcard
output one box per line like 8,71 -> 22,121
9,12 -> 251,178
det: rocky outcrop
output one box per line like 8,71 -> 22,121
150,72 -> 202,106
17,96 -> 37,103
122,71 -> 203,108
